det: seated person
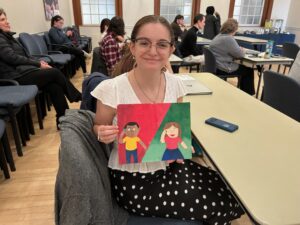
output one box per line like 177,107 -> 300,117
209,18 -> 255,95
99,18 -> 110,43
203,6 -> 221,40
0,8 -> 81,127
171,14 -> 187,43
92,15 -> 244,224
289,51 -> 300,84
49,15 -> 88,76
179,14 -> 205,63
99,16 -> 125,76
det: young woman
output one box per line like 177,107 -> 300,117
0,8 -> 81,127
49,15 -> 88,76
99,16 -> 125,75
99,18 -> 110,43
92,15 -> 244,224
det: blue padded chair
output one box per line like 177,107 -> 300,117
19,33 -> 72,68
0,84 -> 39,156
263,70 -> 300,122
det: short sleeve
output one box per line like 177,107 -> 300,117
90,79 -> 118,109
176,77 -> 187,99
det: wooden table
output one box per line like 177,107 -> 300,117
234,36 -> 268,51
184,73 -> 300,225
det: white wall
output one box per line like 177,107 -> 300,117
271,0 -> 291,30
285,0 -> 300,44
0,0 -> 73,34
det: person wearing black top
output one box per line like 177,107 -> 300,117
179,14 -> 205,58
49,15 -> 88,75
203,6 -> 221,40
0,9 -> 81,126
170,15 -> 187,43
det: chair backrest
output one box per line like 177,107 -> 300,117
282,42 -> 300,61
203,47 -> 217,74
19,32 -> 41,55
174,42 -> 183,58
80,72 -> 109,112
263,70 -> 300,122
43,32 -> 53,51
32,34 -> 49,55
91,47 -> 108,75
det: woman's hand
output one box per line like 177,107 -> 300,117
40,60 -> 52,69
96,124 -> 119,144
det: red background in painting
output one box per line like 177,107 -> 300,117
117,103 -> 171,164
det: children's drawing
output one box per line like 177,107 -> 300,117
117,103 -> 192,164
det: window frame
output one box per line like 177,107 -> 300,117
228,0 -> 274,27
154,0 -> 201,26
72,0 -> 123,26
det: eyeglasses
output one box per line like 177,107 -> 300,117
133,38 -> 173,51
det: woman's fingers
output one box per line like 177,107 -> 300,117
97,125 -> 119,143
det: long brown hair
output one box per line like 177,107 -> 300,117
163,122 -> 182,138
131,15 -> 175,45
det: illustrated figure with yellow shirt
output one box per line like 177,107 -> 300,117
119,122 -> 147,163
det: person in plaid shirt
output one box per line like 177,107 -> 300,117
100,16 -> 125,75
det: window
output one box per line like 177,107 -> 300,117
154,0 -> 200,26
72,0 -> 122,26
160,0 -> 192,25
233,0 -> 265,26
80,0 -> 116,25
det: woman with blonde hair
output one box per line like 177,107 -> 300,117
210,18 -> 255,95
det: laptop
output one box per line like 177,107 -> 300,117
178,75 -> 213,95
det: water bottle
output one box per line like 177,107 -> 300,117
264,40 -> 274,59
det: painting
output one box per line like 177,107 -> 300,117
43,0 -> 60,21
117,103 -> 192,164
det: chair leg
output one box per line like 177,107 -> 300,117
2,131 -> 15,171
277,65 -> 281,73
35,95 -> 44,130
7,105 -> 23,157
283,66 -> 287,74
0,142 -> 10,179
17,112 -> 27,146
25,104 -> 35,135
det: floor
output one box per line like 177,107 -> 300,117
0,59 -> 276,224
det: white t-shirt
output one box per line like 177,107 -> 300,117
289,51 -> 300,85
91,72 -> 186,173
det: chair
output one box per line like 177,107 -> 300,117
55,109 -> 203,225
0,119 -> 10,179
19,33 -> 72,75
0,83 -> 40,156
91,47 -> 109,75
174,43 -> 202,73
203,47 -> 240,85
263,70 -> 300,122
80,72 -> 109,113
279,42 -> 300,74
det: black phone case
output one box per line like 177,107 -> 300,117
205,117 -> 238,132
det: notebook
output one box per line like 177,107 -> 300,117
178,75 -> 213,95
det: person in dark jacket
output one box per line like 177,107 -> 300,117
203,6 -> 221,40
170,15 -> 187,43
49,15 -> 88,76
0,8 -> 81,126
179,14 -> 205,61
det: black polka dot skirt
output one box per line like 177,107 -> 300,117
110,160 -> 244,225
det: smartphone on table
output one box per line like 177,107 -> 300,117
205,117 -> 238,132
